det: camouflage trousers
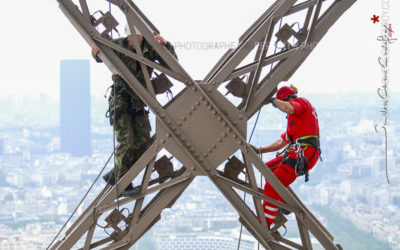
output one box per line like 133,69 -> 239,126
108,82 -> 151,181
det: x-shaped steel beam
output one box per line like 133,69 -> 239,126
51,0 -> 356,249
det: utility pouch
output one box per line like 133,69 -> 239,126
151,73 -> 173,95
295,156 -> 309,176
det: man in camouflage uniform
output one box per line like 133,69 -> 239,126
92,26 -> 177,196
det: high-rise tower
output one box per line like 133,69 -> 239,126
60,59 -> 91,157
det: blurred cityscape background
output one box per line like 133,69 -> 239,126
0,59 -> 399,250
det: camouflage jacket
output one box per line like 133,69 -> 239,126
93,37 -> 177,109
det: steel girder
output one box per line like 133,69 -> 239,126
51,0 -> 356,249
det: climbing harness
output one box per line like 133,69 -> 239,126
280,135 -> 321,182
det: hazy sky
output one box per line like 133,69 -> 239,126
0,0 -> 399,98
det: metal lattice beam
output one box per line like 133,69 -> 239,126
50,0 -> 357,249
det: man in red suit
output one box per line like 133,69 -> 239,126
252,85 -> 320,227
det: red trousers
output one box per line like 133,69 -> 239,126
262,147 -> 320,226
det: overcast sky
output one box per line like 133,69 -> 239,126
0,0 -> 399,99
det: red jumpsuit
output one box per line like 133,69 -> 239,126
263,97 -> 320,226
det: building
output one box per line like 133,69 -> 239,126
154,232 -> 255,250
0,139 -> 3,155
60,60 -> 91,157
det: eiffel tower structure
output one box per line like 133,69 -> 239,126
50,0 -> 357,249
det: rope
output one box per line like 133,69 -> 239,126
46,151 -> 115,250
237,16 -> 283,250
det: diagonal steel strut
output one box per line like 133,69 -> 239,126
51,0 -> 357,249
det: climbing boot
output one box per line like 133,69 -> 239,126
122,183 -> 141,197
102,170 -> 116,185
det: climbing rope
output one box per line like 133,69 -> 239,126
237,16 -> 283,249
46,151 -> 115,250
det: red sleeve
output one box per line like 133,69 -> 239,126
289,98 -> 308,115
280,132 -> 289,143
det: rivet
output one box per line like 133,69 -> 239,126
222,122 -> 226,127
212,110 -> 217,115
172,126 -> 176,131
176,132 -> 181,136
212,144 -> 216,148
177,122 -> 182,126
182,116 -> 186,121
233,122 -> 237,126
161,114 -> 166,118
233,134 -> 237,139
227,127 -> 232,132
192,87 -> 196,91
200,96 -> 205,100
166,133 -> 171,137
195,101 -> 200,106
217,138 -> 222,142
217,116 -> 222,121
191,166 -> 195,170
208,148 -> 212,153
187,111 -> 192,115
208,106 -> 212,110
238,115 -> 243,120
199,159 -> 203,163
208,87 -> 213,92
195,153 -> 199,157
222,133 -> 227,137
191,106 -> 196,111
237,141 -> 242,145
203,153 -> 208,157
167,120 -> 171,125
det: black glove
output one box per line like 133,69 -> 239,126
270,97 -> 277,108
250,144 -> 261,154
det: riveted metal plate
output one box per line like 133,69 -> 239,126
157,87 -> 246,168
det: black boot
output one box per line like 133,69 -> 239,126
278,207 -> 292,215
122,183 -> 141,197
102,170 -> 116,185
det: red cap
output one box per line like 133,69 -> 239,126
276,85 -> 298,101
